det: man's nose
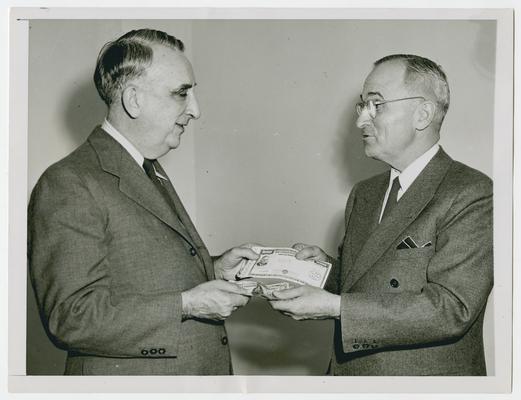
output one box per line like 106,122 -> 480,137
356,107 -> 372,129
187,92 -> 201,120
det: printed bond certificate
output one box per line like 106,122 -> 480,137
233,247 -> 332,297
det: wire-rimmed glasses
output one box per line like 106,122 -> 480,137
356,96 -> 426,119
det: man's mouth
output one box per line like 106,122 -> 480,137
361,129 -> 375,139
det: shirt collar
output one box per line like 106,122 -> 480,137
102,119 -> 145,169
391,144 -> 440,195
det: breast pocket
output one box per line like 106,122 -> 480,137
392,246 -> 435,260
384,247 -> 435,293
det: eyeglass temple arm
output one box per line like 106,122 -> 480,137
379,96 -> 425,105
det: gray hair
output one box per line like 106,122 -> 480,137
375,54 -> 450,129
94,29 -> 185,106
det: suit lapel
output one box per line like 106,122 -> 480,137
350,173 -> 389,259
154,162 -> 215,280
339,173 -> 388,289
343,148 -> 453,291
88,127 -> 195,248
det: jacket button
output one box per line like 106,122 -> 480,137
390,278 -> 400,288
150,348 -> 157,355
221,336 -> 228,345
190,248 -> 197,256
141,349 -> 149,356
158,348 -> 166,355
352,343 -> 360,350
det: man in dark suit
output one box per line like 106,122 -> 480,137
270,54 -> 493,376
28,29 -> 257,375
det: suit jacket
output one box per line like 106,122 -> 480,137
28,127 -> 231,375
326,147 -> 493,376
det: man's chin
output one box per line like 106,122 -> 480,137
363,144 -> 375,158
168,142 -> 181,151
167,133 -> 182,150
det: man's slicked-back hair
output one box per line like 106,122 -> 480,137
375,54 -> 450,129
94,29 -> 185,106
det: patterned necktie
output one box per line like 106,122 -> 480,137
381,176 -> 401,222
143,159 -> 176,209
143,158 -> 162,185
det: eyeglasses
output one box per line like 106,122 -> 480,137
355,96 -> 425,119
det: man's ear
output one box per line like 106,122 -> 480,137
121,85 -> 141,119
414,100 -> 436,131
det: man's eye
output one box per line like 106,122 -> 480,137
172,91 -> 188,98
374,102 -> 384,111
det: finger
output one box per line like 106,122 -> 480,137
239,242 -> 263,250
226,293 -> 251,308
231,247 -> 260,260
212,280 -> 252,295
234,295 -> 250,307
271,286 -> 305,300
295,246 -> 320,260
292,242 -> 309,251
268,300 -> 290,312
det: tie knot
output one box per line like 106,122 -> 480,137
381,175 -> 401,222
391,176 -> 401,190
143,158 -> 157,179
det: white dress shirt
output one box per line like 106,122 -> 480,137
101,119 -> 168,180
378,144 -> 440,223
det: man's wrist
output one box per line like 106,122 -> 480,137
214,267 -> 224,280
331,293 -> 341,319
213,257 -> 224,279
181,291 -> 192,320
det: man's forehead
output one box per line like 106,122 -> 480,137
362,61 -> 407,97
151,45 -> 189,68
147,45 -> 194,83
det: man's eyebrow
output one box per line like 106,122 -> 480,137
366,91 -> 383,98
179,83 -> 194,90
172,83 -> 196,92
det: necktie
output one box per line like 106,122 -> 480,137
143,158 -> 163,186
143,159 -> 206,272
381,176 -> 401,222
143,159 -> 176,210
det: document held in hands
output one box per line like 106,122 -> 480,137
231,246 -> 332,299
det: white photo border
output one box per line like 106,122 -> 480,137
7,6 -> 514,394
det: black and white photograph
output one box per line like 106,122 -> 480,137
5,4 -> 515,396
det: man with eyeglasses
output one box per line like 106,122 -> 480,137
270,54 -> 493,376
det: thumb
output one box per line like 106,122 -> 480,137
271,286 -> 304,300
218,280 -> 252,296
295,246 -> 319,260
234,247 -> 260,260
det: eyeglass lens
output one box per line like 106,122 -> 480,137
356,100 -> 375,117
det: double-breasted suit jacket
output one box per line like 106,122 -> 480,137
326,147 -> 493,376
28,127 -> 231,375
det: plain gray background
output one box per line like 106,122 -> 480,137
27,19 -> 496,375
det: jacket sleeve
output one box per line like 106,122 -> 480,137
28,165 -> 184,358
339,179 -> 493,353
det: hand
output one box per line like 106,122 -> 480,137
181,280 -> 251,321
214,243 -> 260,280
292,243 -> 329,262
269,285 -> 341,321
